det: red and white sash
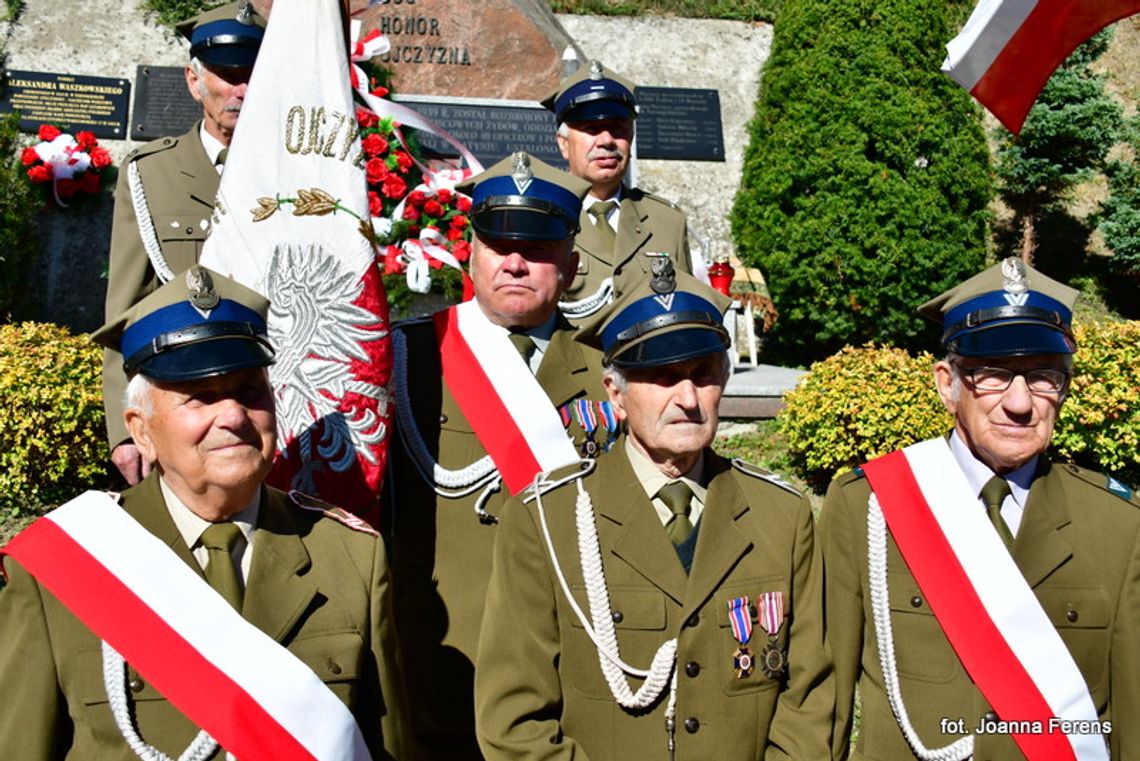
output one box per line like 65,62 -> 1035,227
1,492 -> 371,761
435,301 -> 580,495
863,438 -> 1106,761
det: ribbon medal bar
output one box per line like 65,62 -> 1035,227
726,596 -> 754,678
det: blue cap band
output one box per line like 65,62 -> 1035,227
190,18 -> 264,49
472,175 -> 582,221
601,292 -> 721,355
121,299 -> 267,364
554,78 -> 635,122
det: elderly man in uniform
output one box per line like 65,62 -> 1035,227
384,152 -> 614,759
475,261 -> 834,759
542,60 -> 693,322
103,1 -> 265,485
822,258 -> 1140,760
0,266 -> 413,760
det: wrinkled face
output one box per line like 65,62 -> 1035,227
605,353 -> 727,476
128,368 -> 276,518
186,62 -> 252,143
470,234 -> 577,328
934,354 -> 1069,474
557,118 -> 632,195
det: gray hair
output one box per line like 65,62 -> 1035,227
188,57 -> 209,99
125,373 -> 156,417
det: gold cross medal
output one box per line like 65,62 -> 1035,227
726,596 -> 753,678
757,591 -> 787,679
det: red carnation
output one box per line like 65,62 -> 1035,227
27,164 -> 52,183
371,85 -> 389,98
402,204 -> 421,222
75,131 -> 98,151
423,199 -> 444,218
456,195 -> 472,212
356,108 -> 379,128
365,157 -> 389,185
361,133 -> 389,157
20,147 -> 39,166
452,240 -> 472,263
382,173 -> 407,199
450,214 -> 469,230
368,190 -> 383,217
79,170 -> 101,194
393,150 -> 413,171
407,190 -> 426,207
383,245 -> 405,274
89,146 -> 112,169
428,256 -> 444,270
38,124 -> 61,141
446,227 -> 464,241
435,188 -> 453,204
56,178 -> 78,199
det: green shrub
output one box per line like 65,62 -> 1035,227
1053,321 -> 1140,488
0,113 -> 41,319
731,0 -> 992,364
0,323 -> 109,520
142,0 -> 210,25
779,344 -> 949,491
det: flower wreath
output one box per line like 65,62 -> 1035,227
21,124 -> 115,207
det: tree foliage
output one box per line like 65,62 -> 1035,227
731,0 -> 992,364
1099,116 -> 1140,276
0,113 -> 41,320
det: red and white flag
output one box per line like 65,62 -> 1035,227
200,0 -> 391,524
942,0 -> 1140,133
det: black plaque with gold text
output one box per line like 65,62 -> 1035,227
1,70 -> 130,139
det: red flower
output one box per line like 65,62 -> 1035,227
450,214 -> 469,230
27,164 -> 52,183
38,124 -> 61,141
446,227 -> 464,241
382,245 -> 405,274
79,171 -> 101,194
407,190 -> 426,207
402,204 -> 420,222
368,190 -> 383,217
452,240 -> 472,263
382,173 -> 407,199
56,178 -> 77,199
361,133 -> 389,157
393,150 -> 413,171
89,146 -> 113,169
365,157 -> 389,185
456,195 -> 472,212
75,131 -> 98,151
427,255 -> 444,270
435,188 -> 453,204
423,199 -> 444,218
20,147 -> 39,166
356,108 -> 379,128
371,85 -> 389,98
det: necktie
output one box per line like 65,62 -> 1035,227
658,481 -> 693,545
215,147 -> 229,167
588,201 -> 617,248
981,476 -> 1014,551
201,522 -> 244,611
508,332 -> 535,367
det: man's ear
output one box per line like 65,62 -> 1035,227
933,360 -> 958,415
126,407 -> 156,463
556,129 -> 571,162
602,374 -> 626,420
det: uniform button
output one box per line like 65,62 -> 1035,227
685,661 -> 700,678
684,717 -> 700,734
185,227 -> 193,234
1066,608 -> 1079,623
983,711 -> 997,723
684,613 -> 699,629
129,677 -> 144,692
611,611 -> 623,624
910,595 -> 923,608
439,414 -> 448,424
328,659 -> 342,675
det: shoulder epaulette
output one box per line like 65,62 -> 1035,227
1063,463 -> 1137,505
129,135 -> 184,161
521,460 -> 594,505
731,459 -> 801,497
289,491 -> 379,536
639,189 -> 682,211
833,465 -> 867,486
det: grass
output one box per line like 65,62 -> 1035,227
549,0 -> 781,22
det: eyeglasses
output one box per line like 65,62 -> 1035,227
960,366 -> 1070,395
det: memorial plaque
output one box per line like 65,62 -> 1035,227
394,94 -> 564,168
0,70 -> 130,139
634,87 -> 724,162
130,65 -> 203,141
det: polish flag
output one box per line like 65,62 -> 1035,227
942,0 -> 1140,133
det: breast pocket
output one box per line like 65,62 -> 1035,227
154,213 -> 209,272
886,572 -> 960,683
288,629 -> 366,706
566,586 -> 666,699
717,578 -> 786,695
1037,586 -> 1109,693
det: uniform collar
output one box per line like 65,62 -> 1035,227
198,123 -> 228,167
948,429 -> 1036,508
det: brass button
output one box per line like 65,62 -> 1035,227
910,595 -> 923,608
684,613 -> 699,629
684,717 -> 700,733
611,611 -> 623,624
439,414 -> 448,424
328,659 -> 342,676
983,711 -> 997,723
129,677 -> 144,692
185,227 -> 194,234
685,661 -> 700,678
1066,608 -> 1078,623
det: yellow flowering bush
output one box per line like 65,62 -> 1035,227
778,344 -> 950,491
0,322 -> 109,519
1053,321 -> 1140,488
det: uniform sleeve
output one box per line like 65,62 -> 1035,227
103,159 -> 148,449
1109,520 -> 1140,757
818,478 -> 866,761
0,558 -> 69,759
475,497 -> 589,761
763,495 -> 835,760
366,537 -> 418,760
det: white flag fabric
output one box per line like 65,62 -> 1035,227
200,0 -> 391,523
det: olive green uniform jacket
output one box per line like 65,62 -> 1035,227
563,187 -> 691,319
475,445 -> 834,760
820,454 -> 1140,760
383,314 -> 610,760
102,123 -> 219,448
0,473 -> 414,760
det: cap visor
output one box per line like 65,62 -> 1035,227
473,208 -> 576,242
563,100 -> 636,123
948,322 -> 1076,357
193,44 -> 259,68
611,326 -> 729,368
134,337 -> 275,381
